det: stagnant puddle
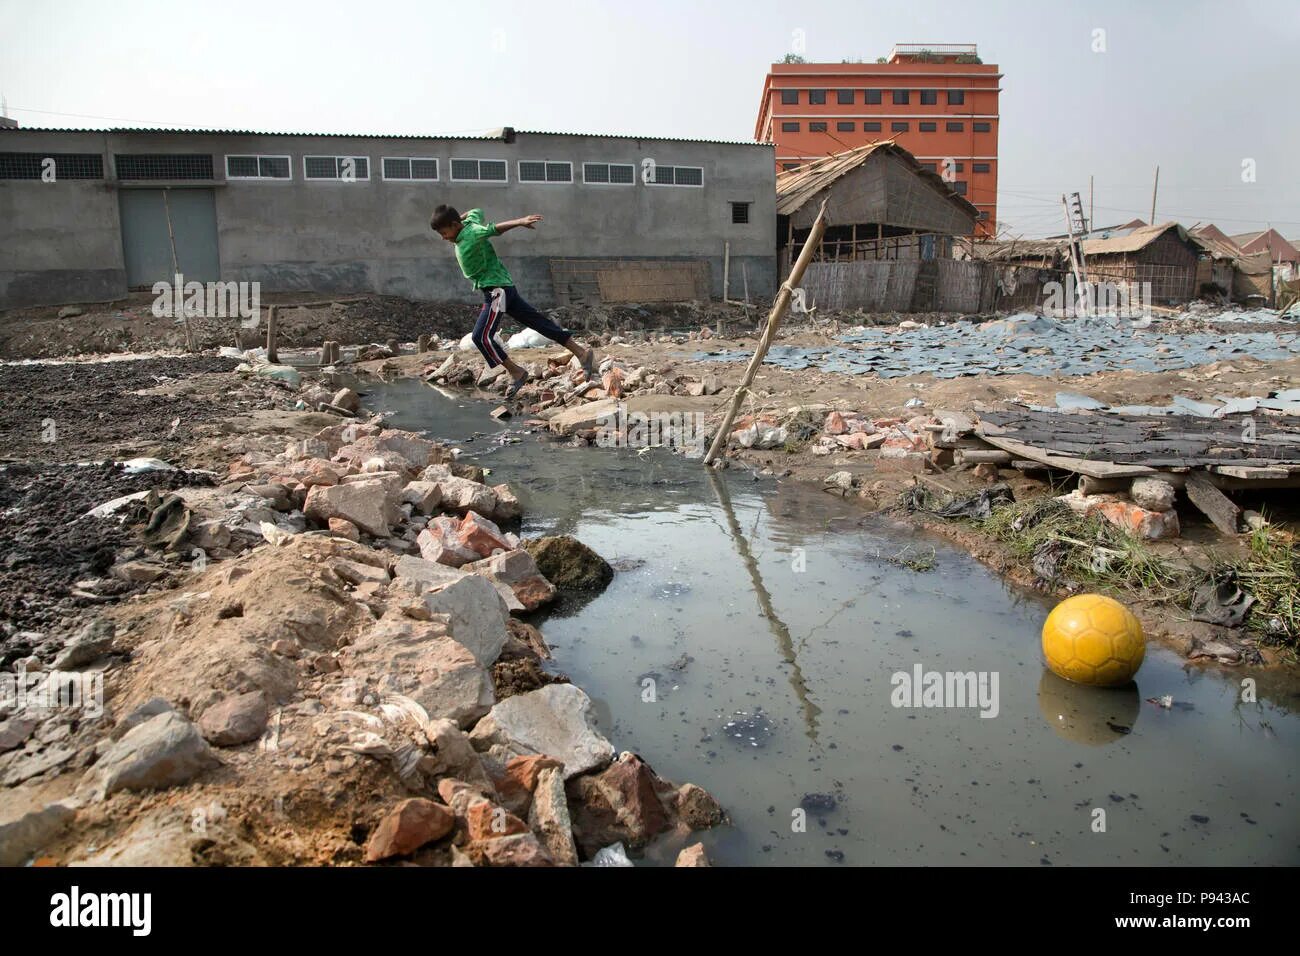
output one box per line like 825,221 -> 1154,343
369,377 -> 1300,866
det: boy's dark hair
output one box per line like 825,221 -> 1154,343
430,204 -> 462,231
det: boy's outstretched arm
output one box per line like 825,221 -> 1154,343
493,214 -> 543,235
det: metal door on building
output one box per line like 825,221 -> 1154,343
118,188 -> 220,288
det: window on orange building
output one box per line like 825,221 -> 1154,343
973,162 -> 990,173
780,89 -> 799,105
837,121 -> 855,132
809,122 -> 827,132
782,122 -> 800,132
837,89 -> 854,104
920,90 -> 937,105
952,181 -> 968,195
973,122 -> 991,132
977,210 -> 989,220
782,163 -> 799,171
947,90 -> 965,105
946,121 -> 964,132
920,162 -> 937,172
919,122 -> 936,132
865,89 -> 881,104
892,90 -> 909,105
809,89 -> 826,104
891,121 -> 909,132
864,121 -> 881,131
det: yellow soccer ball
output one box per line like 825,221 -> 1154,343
1042,594 -> 1145,687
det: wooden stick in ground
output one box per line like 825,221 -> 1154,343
161,188 -> 196,353
704,198 -> 829,465
265,305 -> 279,364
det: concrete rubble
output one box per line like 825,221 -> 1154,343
0,400 -> 725,868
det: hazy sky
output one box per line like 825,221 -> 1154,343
3,0 -> 1297,238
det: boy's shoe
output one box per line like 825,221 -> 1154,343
581,348 -> 597,382
505,371 -> 529,399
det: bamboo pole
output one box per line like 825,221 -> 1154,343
703,198 -> 829,466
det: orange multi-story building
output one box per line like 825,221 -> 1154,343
755,43 -> 1001,237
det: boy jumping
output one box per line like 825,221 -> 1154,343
431,205 -> 597,399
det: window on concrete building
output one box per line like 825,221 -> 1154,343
865,89 -> 881,104
115,154 -> 213,180
920,90 -> 938,105
226,155 -> 291,179
864,121 -> 882,132
382,157 -> 438,181
731,201 -> 751,224
0,152 -> 104,179
973,162 -> 990,173
837,89 -> 854,104
450,158 -> 507,182
946,121 -> 964,132
809,89 -> 826,104
952,180 -> 968,195
837,121 -> 855,132
891,121 -> 909,132
648,164 -> 704,187
809,122 -> 827,132
893,90 -> 910,105
973,122 -> 991,132
780,89 -> 799,104
583,162 -> 634,184
919,122 -> 937,132
304,155 -> 370,181
782,121 -> 800,132
947,90 -> 965,105
519,160 -> 573,183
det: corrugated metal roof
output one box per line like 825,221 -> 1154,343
1081,222 -> 1193,256
514,129 -> 772,148
775,140 -> 980,219
0,126 -> 502,139
0,125 -> 773,148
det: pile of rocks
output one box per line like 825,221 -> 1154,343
809,410 -> 928,458
1,405 -> 723,866
426,353 -> 724,415
1057,479 -> 1181,540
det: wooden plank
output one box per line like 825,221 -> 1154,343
1185,472 -> 1242,536
977,433 -> 1159,479
1211,464 -> 1292,479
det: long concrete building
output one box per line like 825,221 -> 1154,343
0,126 -> 776,310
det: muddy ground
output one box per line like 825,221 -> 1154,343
0,293 -> 733,360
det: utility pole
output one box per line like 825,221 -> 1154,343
1088,176 -> 1094,235
1150,166 -> 1159,224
